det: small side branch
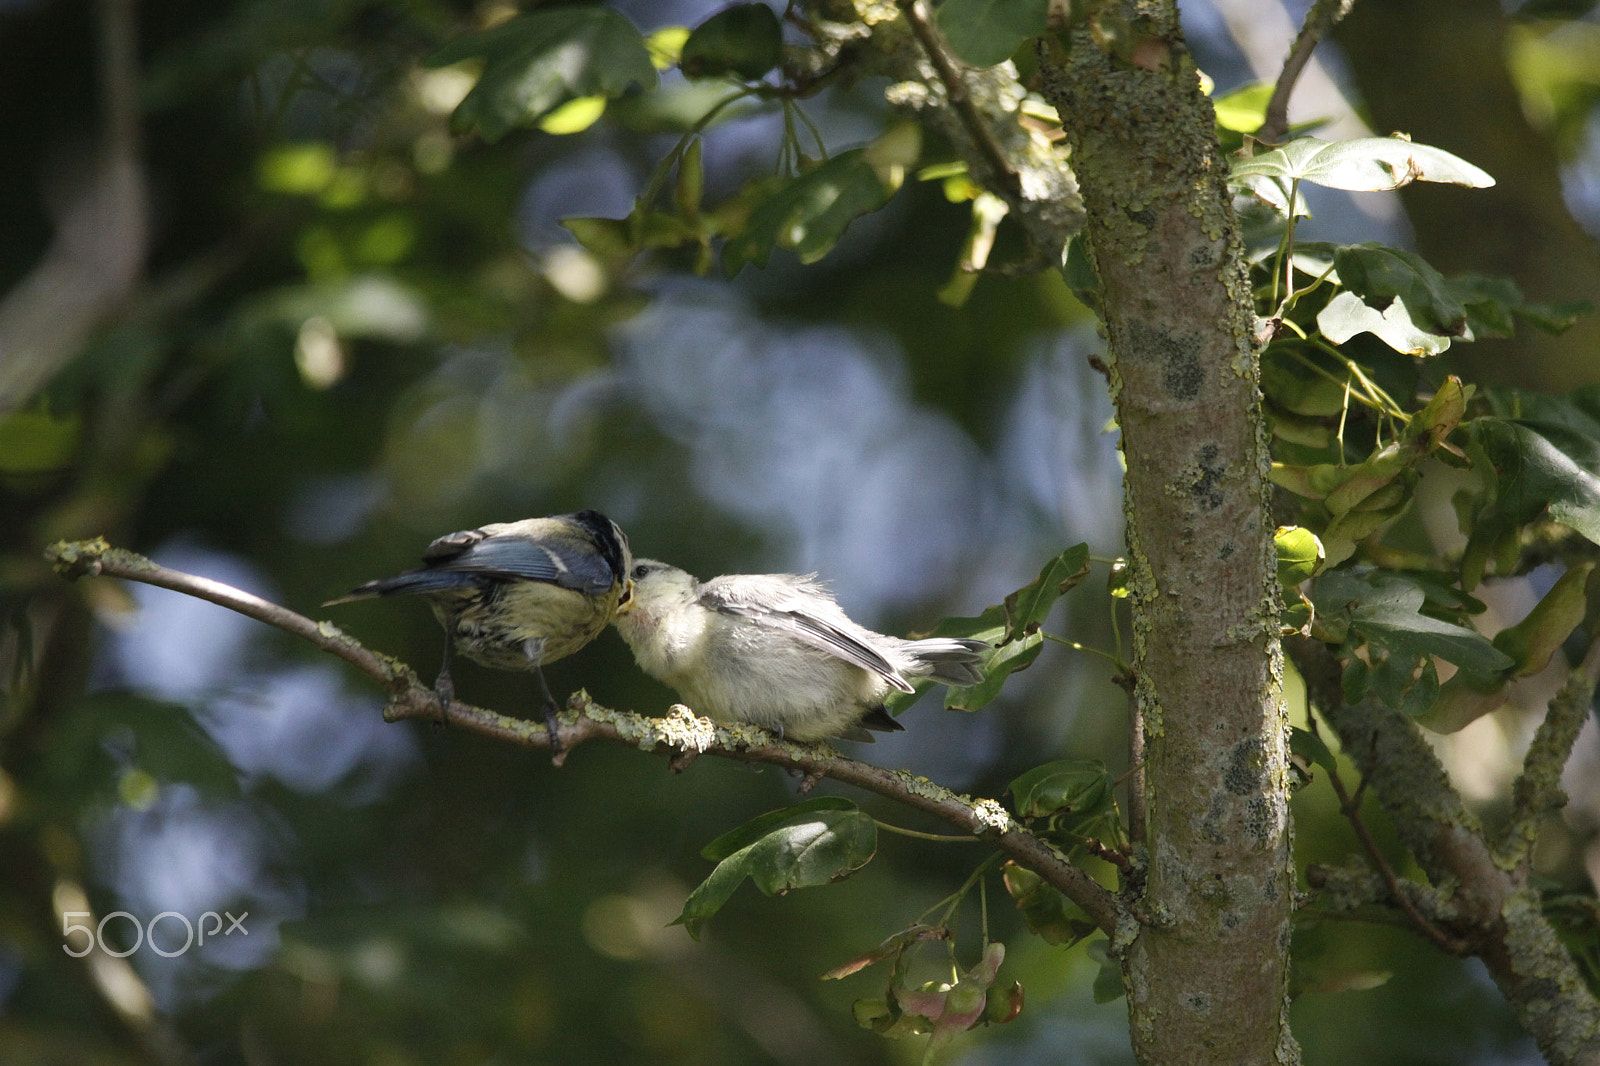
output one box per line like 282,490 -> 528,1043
1256,0 -> 1357,144
895,0 -> 1021,196
46,538 -> 1122,937
1320,754 -> 1471,955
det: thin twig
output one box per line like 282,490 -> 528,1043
1321,742 -> 1472,955
1256,0 -> 1357,144
895,0 -> 1022,196
46,538 -> 1123,937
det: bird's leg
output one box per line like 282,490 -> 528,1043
523,639 -> 562,757
432,639 -> 456,726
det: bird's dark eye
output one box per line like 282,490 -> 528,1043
631,564 -> 649,580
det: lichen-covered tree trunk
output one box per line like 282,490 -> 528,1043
1037,10 -> 1298,1065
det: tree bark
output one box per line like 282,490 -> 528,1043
1036,10 -> 1298,1065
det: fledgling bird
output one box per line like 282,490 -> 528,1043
612,559 -> 989,742
328,510 -> 632,752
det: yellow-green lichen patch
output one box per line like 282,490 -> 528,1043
972,797 -> 1012,835
655,706 -> 718,753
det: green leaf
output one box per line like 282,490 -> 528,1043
1492,562 -> 1594,677
1087,939 -> 1126,1002
1212,81 -> 1274,133
935,0 -> 1049,67
1231,136 -> 1495,193
1316,291 -> 1453,356
722,150 -> 896,274
675,809 -> 877,938
1473,417 -> 1600,545
1449,274 -> 1524,339
1311,570 -> 1514,674
887,546 -> 1086,715
1001,862 -> 1095,946
1290,726 -> 1337,776
1275,525 -> 1325,587
425,9 -> 657,143
943,624 -> 1043,712
1516,299 -> 1593,335
1332,243 -> 1467,337
700,796 -> 857,860
1003,543 -> 1091,643
680,3 -> 783,81
561,215 -> 635,257
1008,759 -> 1112,820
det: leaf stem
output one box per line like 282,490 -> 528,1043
875,820 -> 988,844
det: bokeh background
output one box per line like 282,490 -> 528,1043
2,0 -> 1599,1062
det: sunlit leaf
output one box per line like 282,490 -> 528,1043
426,9 -> 656,142
1231,136 -> 1494,193
1212,82 -> 1274,133
1275,525 -> 1325,587
1316,291 -> 1453,356
646,26 -> 691,69
537,94 -> 607,134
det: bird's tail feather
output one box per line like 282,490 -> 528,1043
323,570 -> 477,607
906,638 -> 989,686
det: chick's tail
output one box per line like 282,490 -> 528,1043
905,638 -> 989,686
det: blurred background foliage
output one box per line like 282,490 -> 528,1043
0,0 -> 1597,1063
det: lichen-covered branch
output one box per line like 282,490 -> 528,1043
1505,639 -> 1600,863
803,0 -> 1084,265
1289,636 -> 1600,1066
44,538 -> 1122,937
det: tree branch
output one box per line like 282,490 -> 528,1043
1257,0 -> 1357,144
894,0 -> 1022,197
45,538 -> 1122,937
1287,636 -> 1600,1066
1505,637 -> 1600,863
806,0 -> 1084,266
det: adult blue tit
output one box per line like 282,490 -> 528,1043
330,510 -> 632,752
612,559 -> 988,742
